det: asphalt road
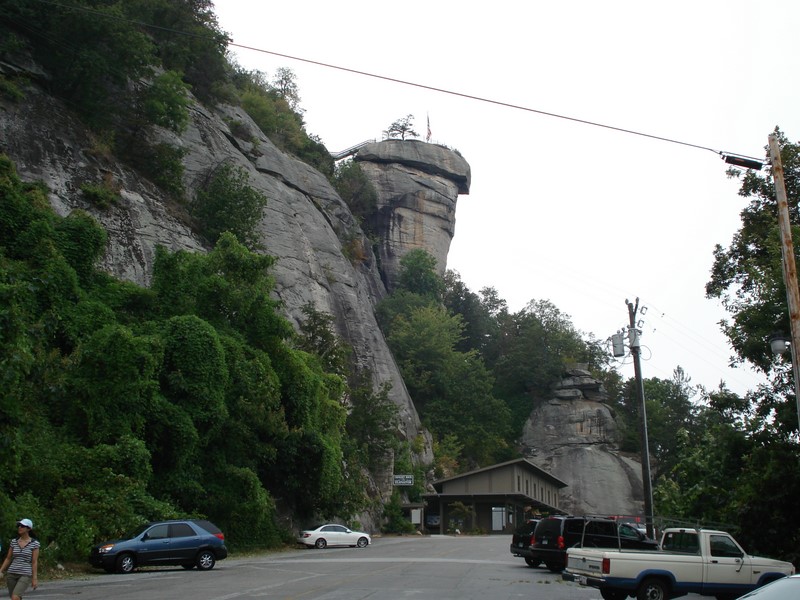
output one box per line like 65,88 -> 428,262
30,535 -> 709,600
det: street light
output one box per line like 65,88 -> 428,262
722,153 -> 765,171
767,331 -> 800,435
768,333 -> 791,357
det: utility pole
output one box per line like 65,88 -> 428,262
768,134 -> 800,433
626,298 -> 655,538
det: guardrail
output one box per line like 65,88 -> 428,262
329,139 -> 375,161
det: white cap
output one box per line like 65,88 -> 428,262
17,519 -> 33,529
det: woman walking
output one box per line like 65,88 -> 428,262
0,519 -> 39,599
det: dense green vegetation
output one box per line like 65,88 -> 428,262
192,163 -> 268,249
377,249 -> 609,471
0,0 -> 332,198
0,155 -> 391,560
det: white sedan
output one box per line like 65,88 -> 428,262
297,524 -> 371,549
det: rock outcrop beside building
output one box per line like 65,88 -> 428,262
520,366 -> 645,516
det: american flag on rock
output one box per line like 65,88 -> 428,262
426,114 -> 431,142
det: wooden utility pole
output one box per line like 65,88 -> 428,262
627,298 -> 654,538
768,134 -> 800,433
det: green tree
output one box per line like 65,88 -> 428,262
332,159 -> 378,233
346,374 -> 399,473
382,491 -> 415,533
616,368 -> 698,478
704,127 -> 800,437
386,114 -> 419,140
652,129 -> 800,564
126,0 -> 230,104
706,129 -> 799,380
297,303 -> 351,376
432,434 -> 463,479
443,271 -> 499,355
397,249 -> 443,299
447,500 -> 477,532
386,304 -> 511,466
191,164 -> 268,249
139,70 -> 191,133
653,418 -> 747,528
236,69 -> 333,176
272,67 -> 302,112
488,299 -> 607,428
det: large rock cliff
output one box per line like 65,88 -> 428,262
355,140 -> 470,290
0,55 -> 446,471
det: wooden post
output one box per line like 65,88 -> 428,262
768,133 -> 800,434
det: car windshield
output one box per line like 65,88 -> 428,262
124,523 -> 152,539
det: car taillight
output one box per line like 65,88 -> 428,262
302,533 -> 311,538
557,535 -> 565,550
214,532 -> 225,541
530,534 -> 536,545
602,558 -> 610,574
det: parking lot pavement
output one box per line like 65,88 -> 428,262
36,535 -> 709,600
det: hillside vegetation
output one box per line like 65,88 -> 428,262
0,154 -> 385,557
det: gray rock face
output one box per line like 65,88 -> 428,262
536,446 -> 645,516
0,58 -> 433,467
355,140 -> 470,290
520,366 -> 645,516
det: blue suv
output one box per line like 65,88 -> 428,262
89,519 -> 228,573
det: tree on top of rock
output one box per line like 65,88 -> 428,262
386,114 -> 419,140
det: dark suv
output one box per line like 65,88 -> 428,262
530,516 -> 659,572
89,519 -> 228,573
509,519 -> 541,567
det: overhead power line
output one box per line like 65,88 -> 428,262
26,0 -> 766,167
227,43 -> 765,168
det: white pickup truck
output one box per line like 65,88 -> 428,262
562,527 -> 795,600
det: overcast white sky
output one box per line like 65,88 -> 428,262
213,0 -> 800,397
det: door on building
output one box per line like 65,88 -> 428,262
491,506 -> 506,531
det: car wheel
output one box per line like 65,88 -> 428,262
545,561 -> 562,573
196,549 -> 216,570
601,589 -> 629,600
116,553 -> 135,574
524,557 -> 541,568
315,538 -> 327,549
637,577 -> 668,600
182,564 -> 195,570
356,537 -> 369,548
